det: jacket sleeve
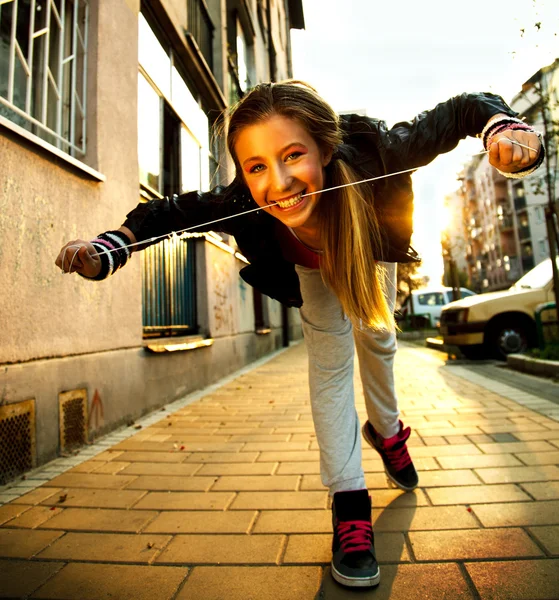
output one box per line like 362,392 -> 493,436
121,180 -> 253,247
378,92 -> 519,171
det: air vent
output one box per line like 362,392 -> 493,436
59,389 -> 88,452
0,399 -> 36,485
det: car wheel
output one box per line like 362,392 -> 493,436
487,319 -> 533,360
458,345 -> 485,360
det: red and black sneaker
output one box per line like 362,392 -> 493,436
331,489 -> 380,588
362,420 -> 419,491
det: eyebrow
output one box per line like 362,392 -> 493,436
241,142 -> 307,167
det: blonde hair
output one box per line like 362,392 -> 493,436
227,81 -> 393,330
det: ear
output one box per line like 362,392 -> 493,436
321,148 -> 333,167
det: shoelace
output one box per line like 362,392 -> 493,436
337,520 -> 373,553
383,426 -> 412,471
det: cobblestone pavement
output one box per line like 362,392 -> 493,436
1,341 -> 558,599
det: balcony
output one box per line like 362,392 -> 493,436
498,215 -> 514,231
514,196 -> 527,211
187,0 -> 215,70
518,225 -> 531,241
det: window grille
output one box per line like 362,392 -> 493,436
0,0 -> 88,156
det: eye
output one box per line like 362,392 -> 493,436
249,163 -> 265,174
286,151 -> 302,161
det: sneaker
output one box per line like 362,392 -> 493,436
331,489 -> 380,588
362,420 -> 419,491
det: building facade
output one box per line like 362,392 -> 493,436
448,59 -> 559,294
0,0 -> 304,484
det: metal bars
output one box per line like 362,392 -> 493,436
0,0 -> 88,155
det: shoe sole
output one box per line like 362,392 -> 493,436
361,424 -> 418,492
331,562 -> 381,587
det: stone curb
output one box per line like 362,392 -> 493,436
507,353 -> 559,378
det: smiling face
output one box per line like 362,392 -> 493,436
233,114 -> 331,233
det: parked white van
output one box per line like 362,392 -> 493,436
397,287 -> 477,328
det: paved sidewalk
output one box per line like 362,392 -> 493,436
1,341 -> 558,599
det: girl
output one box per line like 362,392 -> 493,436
55,81 -> 543,588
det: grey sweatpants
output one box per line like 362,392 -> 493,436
296,263 -> 400,495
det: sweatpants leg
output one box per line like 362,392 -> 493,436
296,265 -> 365,495
354,262 -> 400,439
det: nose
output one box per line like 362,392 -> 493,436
270,163 -> 293,192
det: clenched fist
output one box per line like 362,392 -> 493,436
488,129 -> 541,174
55,240 -> 102,278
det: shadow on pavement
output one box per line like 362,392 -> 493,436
314,488 -> 418,599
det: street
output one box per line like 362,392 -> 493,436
0,340 -> 558,599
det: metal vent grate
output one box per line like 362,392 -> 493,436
59,389 -> 88,452
0,400 -> 36,486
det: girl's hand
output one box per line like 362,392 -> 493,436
55,240 -> 101,278
488,129 -> 541,174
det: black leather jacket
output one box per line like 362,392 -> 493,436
124,92 -> 517,307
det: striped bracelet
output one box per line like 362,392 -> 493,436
82,230 -> 132,281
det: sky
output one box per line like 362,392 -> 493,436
290,0 -> 559,285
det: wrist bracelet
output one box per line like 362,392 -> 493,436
80,230 -> 132,281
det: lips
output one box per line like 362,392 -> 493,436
272,190 -> 306,209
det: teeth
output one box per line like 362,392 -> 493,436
277,193 -> 303,208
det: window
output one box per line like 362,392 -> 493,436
0,0 -> 88,156
416,292 -> 445,306
138,13 -> 212,338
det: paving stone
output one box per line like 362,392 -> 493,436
372,505 -> 478,531
276,461 -> 321,475
116,451 -> 189,463
474,465 -> 559,484
92,461 -> 131,474
404,444 -> 481,458
44,473 -> 138,489
414,469 -> 480,487
40,488 -> 146,509
528,525 -> 559,554
196,462 -> 275,475
11,487 -> 62,505
409,528 -> 543,560
212,475 -> 299,491
478,441 -> 556,454
123,475 -> 217,491
0,559 -> 64,598
283,532 -> 410,564
176,566 -> 321,600
4,506 -> 63,528
513,430 -> 559,441
37,532 -> 171,562
472,500 -> 559,527
437,454 -> 523,469
30,562 -> 188,600
0,528 -> 63,558
317,563 -> 471,599
0,503 -> 30,525
145,510 -> 257,533
231,491 -> 328,510
468,434 -> 496,444
252,510 -> 332,533
133,491 -> 234,510
426,484 -> 530,505
521,481 -> 559,500
116,462 -> 200,477
466,559 -> 559,599
39,508 -> 158,532
490,432 -> 520,443
156,533 -> 283,564
515,451 -> 559,465
184,452 -> 259,463
257,451 -> 321,462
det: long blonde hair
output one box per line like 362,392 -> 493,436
227,81 -> 393,330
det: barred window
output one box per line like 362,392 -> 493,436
0,0 -> 88,156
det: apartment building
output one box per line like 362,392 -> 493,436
0,0 -> 304,483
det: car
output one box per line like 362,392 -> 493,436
397,287 -> 476,329
440,257 -> 558,360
